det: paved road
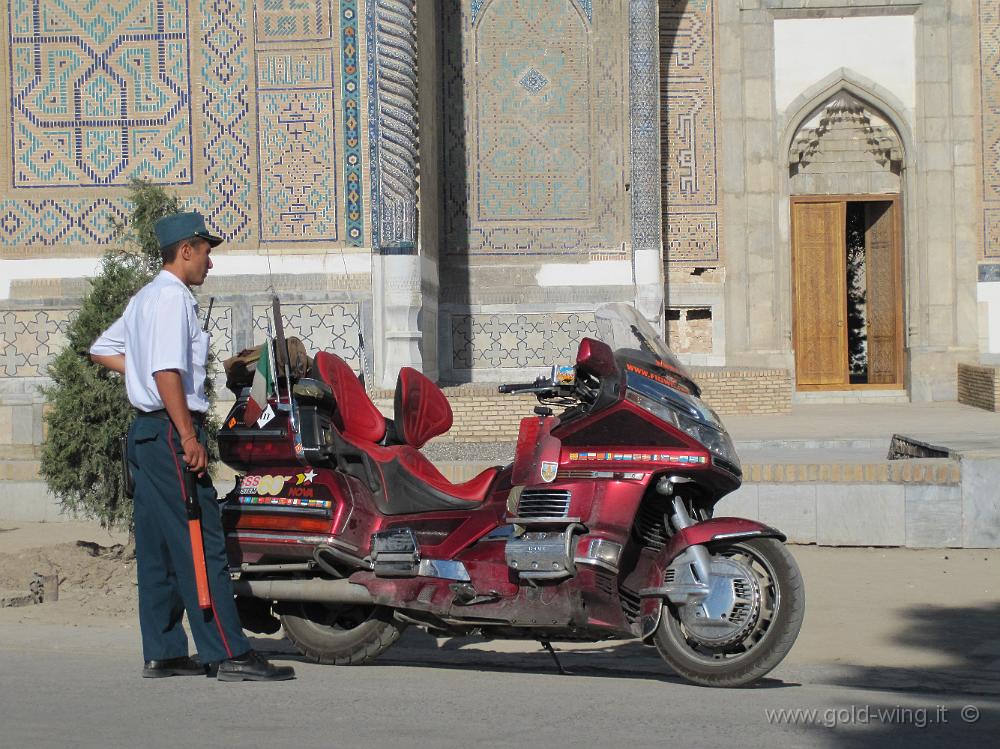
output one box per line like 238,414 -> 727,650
1,621 -> 996,749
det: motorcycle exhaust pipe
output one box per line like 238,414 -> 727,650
232,578 -> 374,605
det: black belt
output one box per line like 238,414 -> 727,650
135,408 -> 206,424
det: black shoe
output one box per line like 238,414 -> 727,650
216,650 -> 295,682
142,656 -> 206,678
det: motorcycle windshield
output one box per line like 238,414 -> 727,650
593,304 -> 695,388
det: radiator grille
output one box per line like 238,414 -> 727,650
516,489 -> 571,519
619,585 -> 641,624
634,500 -> 669,551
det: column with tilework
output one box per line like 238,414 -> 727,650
368,0 -> 426,387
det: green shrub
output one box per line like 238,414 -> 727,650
40,179 -> 220,530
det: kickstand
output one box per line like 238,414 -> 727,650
540,640 -> 569,675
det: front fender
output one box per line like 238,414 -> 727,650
637,518 -> 786,641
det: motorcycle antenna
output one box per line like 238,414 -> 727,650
202,297 -> 214,333
358,330 -> 369,389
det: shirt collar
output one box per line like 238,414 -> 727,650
156,269 -> 196,303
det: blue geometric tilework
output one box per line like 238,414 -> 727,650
474,0 -> 592,221
519,68 -> 549,94
256,50 -> 339,242
442,0 -> 625,256
0,198 -> 127,247
340,0 -> 364,245
660,0 -> 719,264
197,0 -> 254,243
471,0 -> 592,26
8,0 -> 193,187
255,0 -> 333,43
666,213 -> 718,264
629,0 -> 662,259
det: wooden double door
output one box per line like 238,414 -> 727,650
791,196 -> 904,389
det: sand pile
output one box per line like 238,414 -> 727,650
0,540 -> 138,619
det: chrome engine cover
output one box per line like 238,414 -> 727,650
505,530 -> 574,581
670,555 -> 761,647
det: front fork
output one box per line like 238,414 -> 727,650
636,477 -> 786,640
660,476 -> 714,588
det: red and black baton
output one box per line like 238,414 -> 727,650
183,469 -> 213,610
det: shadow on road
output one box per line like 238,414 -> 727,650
821,602 -> 1000,698
250,628 -> 801,688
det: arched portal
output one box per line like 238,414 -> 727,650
785,90 -> 907,389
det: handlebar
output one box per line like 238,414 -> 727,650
497,382 -> 550,394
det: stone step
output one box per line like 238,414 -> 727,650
0,459 -> 41,481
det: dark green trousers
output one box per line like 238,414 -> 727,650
128,412 -> 250,663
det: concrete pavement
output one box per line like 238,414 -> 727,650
1,524 -> 998,748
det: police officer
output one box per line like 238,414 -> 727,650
91,212 -> 294,682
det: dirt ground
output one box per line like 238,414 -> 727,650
0,520 -> 997,673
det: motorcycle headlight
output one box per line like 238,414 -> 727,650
627,391 -> 741,470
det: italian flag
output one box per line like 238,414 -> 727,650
243,343 -> 274,426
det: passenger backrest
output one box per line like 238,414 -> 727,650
393,367 -> 453,449
312,352 -> 386,444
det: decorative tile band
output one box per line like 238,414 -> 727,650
252,302 -> 362,369
197,0 -> 253,243
340,0 -> 364,246
0,198 -> 127,249
255,49 -> 340,242
450,312 -> 597,369
629,0 -> 663,259
660,0 -> 719,264
981,1 -> 1000,258
254,0 -> 333,43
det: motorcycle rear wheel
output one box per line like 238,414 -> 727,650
281,603 -> 405,665
652,537 -> 804,688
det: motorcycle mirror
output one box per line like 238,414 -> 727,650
576,338 -> 616,377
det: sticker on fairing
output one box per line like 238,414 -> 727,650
540,461 -> 558,483
256,404 -> 276,428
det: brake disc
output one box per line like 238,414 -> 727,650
676,556 -> 762,648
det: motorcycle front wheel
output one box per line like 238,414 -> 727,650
281,602 -> 405,665
653,537 -> 804,688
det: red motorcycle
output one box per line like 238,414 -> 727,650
218,304 -> 804,687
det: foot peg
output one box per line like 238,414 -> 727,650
450,583 -> 501,606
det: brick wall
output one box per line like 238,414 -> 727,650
957,363 -> 999,411
689,367 -> 792,416
372,385 -> 537,443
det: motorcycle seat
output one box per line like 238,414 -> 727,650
367,443 -> 499,513
312,351 -> 387,443
313,352 -> 499,512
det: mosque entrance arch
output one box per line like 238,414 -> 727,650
787,92 -> 905,389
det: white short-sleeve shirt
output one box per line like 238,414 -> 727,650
91,270 -> 211,413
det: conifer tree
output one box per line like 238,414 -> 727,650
40,180 -> 188,529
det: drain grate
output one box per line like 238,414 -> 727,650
888,434 -> 949,460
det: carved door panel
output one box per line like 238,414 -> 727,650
792,201 -> 848,386
864,202 -> 901,384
